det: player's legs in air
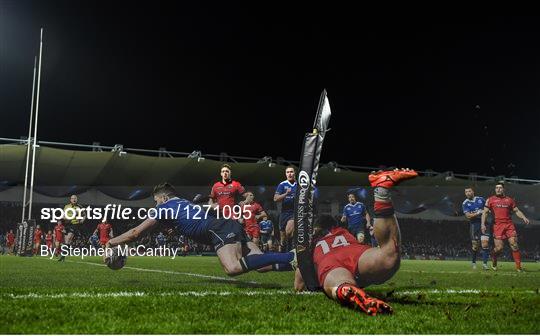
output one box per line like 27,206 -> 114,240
355,168 -> 417,286
304,168 -> 417,315
369,225 -> 378,247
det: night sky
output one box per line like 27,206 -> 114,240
1,3 -> 539,179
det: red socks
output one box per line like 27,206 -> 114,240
491,251 -> 498,267
374,201 -> 394,218
512,250 -> 522,269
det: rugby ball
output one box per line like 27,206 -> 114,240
105,247 -> 127,270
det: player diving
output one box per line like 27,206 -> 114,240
294,168 -> 418,315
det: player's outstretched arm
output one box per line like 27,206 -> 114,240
107,218 -> 158,248
513,207 -> 530,225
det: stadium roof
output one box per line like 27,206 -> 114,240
1,143 -> 539,222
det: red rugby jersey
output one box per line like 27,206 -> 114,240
486,195 -> 516,226
313,227 -> 360,266
34,228 -> 42,242
210,180 -> 245,217
97,223 -> 112,241
54,223 -> 65,239
241,202 -> 263,226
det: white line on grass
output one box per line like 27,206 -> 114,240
395,289 -> 537,295
65,260 -> 260,284
5,290 -> 317,300
4,288 -> 536,300
400,269 -> 539,277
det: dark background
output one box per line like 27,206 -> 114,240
1,2 -> 539,179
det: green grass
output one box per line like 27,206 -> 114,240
0,255 -> 539,334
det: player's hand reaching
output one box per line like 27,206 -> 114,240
523,217 -> 530,225
481,224 -> 486,234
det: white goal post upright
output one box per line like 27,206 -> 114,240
21,56 -> 37,222
27,28 -> 44,221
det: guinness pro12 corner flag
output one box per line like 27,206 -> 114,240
294,89 -> 331,291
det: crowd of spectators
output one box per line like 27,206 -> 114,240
1,201 -> 539,261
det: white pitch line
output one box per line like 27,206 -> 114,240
5,290 -> 316,300
66,260 -> 260,284
4,288 -> 537,300
400,269 -> 539,277
395,289 -> 537,295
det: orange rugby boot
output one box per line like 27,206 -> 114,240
369,168 -> 418,189
338,284 -> 393,316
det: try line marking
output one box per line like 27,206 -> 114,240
4,290 -> 315,300
4,288 -> 536,300
64,259 -> 260,285
400,269 -> 540,277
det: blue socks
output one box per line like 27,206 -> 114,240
482,248 -> 489,265
272,263 -> 294,271
240,252 -> 294,272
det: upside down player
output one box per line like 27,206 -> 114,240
481,183 -> 530,272
105,183 -> 296,276
294,169 -> 418,315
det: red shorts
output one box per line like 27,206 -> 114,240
493,222 -> 517,240
34,240 -> 41,245
7,242 -> 14,248
316,244 -> 372,285
46,242 -> 52,248
245,225 -> 260,239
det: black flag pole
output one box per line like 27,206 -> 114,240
294,90 -> 331,291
